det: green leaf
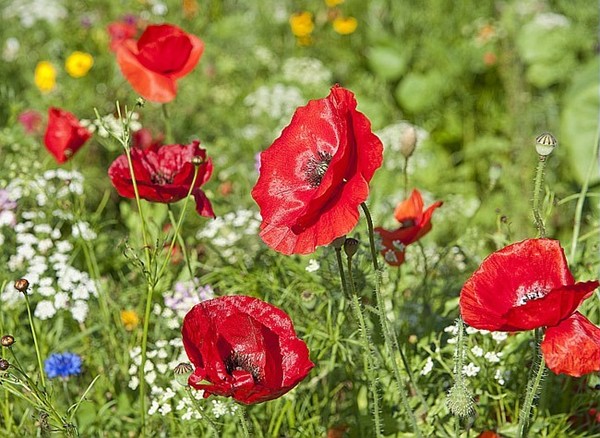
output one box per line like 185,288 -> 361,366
560,57 -> 600,183
366,45 -> 408,81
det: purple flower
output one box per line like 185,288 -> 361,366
164,280 -> 214,316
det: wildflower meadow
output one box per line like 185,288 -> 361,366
1,1 -> 600,437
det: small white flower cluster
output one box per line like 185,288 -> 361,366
533,12 -> 570,29
282,57 -> 332,86
244,84 -> 304,125
305,259 -> 320,273
444,323 -> 510,384
196,209 -> 261,262
4,0 -> 66,27
130,337 -> 238,421
81,112 -> 142,139
1,169 -> 98,323
420,356 -> 434,376
2,37 -> 20,62
7,169 -> 84,209
128,339 -> 186,391
155,280 -> 215,330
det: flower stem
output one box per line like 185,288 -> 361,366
403,157 -> 409,197
361,203 -> 424,435
139,282 -> 154,436
532,156 -> 547,238
517,332 -> 546,438
23,293 -> 45,389
162,104 -> 173,144
237,406 -> 251,438
336,252 -> 383,437
334,248 -> 349,298
156,165 -> 200,281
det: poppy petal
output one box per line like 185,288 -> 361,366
252,85 -> 383,254
394,189 -> 424,223
116,40 -> 177,103
460,239 -> 575,331
501,281 -> 598,331
541,312 -> 600,377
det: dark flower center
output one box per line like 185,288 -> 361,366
516,283 -> 548,306
151,171 -> 174,185
225,351 -> 263,383
305,151 -> 333,188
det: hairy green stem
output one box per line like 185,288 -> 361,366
237,406 -> 251,438
162,104 -> 173,144
361,203 -> 424,434
532,157 -> 547,238
336,249 -> 383,437
517,335 -> 546,438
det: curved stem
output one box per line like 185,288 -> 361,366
532,157 -> 547,238
345,257 -> 383,438
361,203 -> 424,435
334,248 -> 349,298
570,128 -> 599,262
517,336 -> 546,438
23,294 -> 45,389
156,165 -> 200,281
139,283 -> 154,436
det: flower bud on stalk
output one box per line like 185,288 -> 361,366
0,359 -> 9,371
535,132 -> 557,158
399,126 -> 417,159
1,335 -> 15,347
330,235 -> 347,250
173,362 -> 193,387
343,238 -> 359,258
14,278 -> 29,294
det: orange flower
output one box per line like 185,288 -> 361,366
325,0 -> 344,7
333,16 -> 358,35
375,189 -> 442,266
121,310 -> 140,331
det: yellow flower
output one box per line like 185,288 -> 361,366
325,0 -> 344,7
333,16 -> 358,35
290,12 -> 314,38
65,51 -> 94,78
120,310 -> 140,331
34,61 -> 57,93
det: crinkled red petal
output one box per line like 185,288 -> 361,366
460,239 -> 574,331
501,281 -> 598,331
541,312 -> 600,377
43,107 -> 91,163
394,189 -> 424,223
252,85 -> 383,254
182,296 -> 314,404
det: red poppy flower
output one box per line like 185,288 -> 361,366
251,85 -> 383,255
182,295 -> 314,404
43,107 -> 92,164
460,238 -> 600,377
115,24 -> 204,103
374,189 -> 442,266
108,140 -> 214,217
107,20 -> 138,52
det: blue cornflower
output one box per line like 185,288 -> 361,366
44,352 -> 82,379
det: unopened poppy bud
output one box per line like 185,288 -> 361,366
330,235 -> 346,249
535,132 -> 557,157
1,335 -> 15,347
399,126 -> 417,159
14,278 -> 29,293
446,381 -> 474,418
0,359 -> 9,371
173,362 -> 193,386
343,238 -> 359,258
191,156 -> 204,166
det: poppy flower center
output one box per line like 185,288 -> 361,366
515,282 -> 549,306
225,351 -> 263,383
305,151 -> 333,188
150,170 -> 175,185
